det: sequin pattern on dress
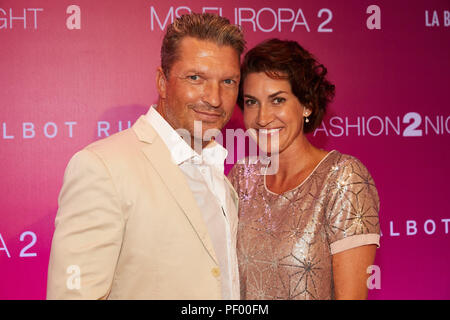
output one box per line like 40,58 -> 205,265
227,150 -> 380,300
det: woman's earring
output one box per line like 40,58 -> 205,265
305,116 -> 310,123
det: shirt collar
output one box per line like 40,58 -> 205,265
202,140 -> 228,168
144,105 -> 228,167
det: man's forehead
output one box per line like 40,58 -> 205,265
171,37 -> 240,75
177,36 -> 240,57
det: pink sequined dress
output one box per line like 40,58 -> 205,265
228,150 -> 380,300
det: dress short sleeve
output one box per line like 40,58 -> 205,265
325,156 -> 380,255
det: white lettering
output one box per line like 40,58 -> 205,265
202,7 -> 222,16
175,6 -> 191,18
65,121 -> 77,138
390,221 -> 400,236
44,122 -> 58,138
97,121 -> 110,137
406,220 -> 417,236
424,219 -> 436,235
426,10 -> 440,27
425,116 -> 440,135
237,8 -> 256,31
366,5 -> 381,30
225,128 -> 257,165
19,231 -> 37,257
0,8 -> 44,29
278,8 -> 295,32
117,120 -> 131,132
27,8 -> 43,29
313,121 -> 329,137
66,265 -> 81,290
329,116 -> 344,137
317,8 -> 333,32
0,233 -> 11,258
292,9 -> 310,32
1,8 -> 43,29
385,116 -> 401,135
432,10 -> 440,26
66,5 -> 81,30
9,8 -> 26,29
442,219 -> 450,234
403,112 -> 422,137
23,122 -> 35,139
345,117 -> 361,136
256,8 -> 277,33
367,116 -> 384,136
150,6 -> 174,31
2,123 -> 14,139
0,9 -> 7,29
366,265 -> 381,289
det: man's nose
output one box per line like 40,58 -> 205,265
202,81 -> 222,108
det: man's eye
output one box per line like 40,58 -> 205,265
188,75 -> 200,81
223,79 -> 235,85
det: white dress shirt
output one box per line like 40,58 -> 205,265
144,106 -> 239,300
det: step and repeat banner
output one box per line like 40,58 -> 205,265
0,0 -> 449,299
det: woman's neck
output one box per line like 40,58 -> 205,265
266,135 -> 328,193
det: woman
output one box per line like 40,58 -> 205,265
228,39 -> 380,300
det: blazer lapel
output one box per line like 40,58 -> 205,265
224,176 -> 239,213
132,116 -> 218,265
223,176 -> 239,237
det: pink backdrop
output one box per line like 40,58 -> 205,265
1,0 -> 449,299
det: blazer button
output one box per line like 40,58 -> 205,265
211,267 -> 220,278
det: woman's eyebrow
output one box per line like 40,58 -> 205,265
268,90 -> 287,98
243,94 -> 259,100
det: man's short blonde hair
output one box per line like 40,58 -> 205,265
161,13 -> 246,77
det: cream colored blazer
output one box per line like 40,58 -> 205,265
47,116 -> 239,299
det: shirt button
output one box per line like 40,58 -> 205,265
211,267 -> 220,278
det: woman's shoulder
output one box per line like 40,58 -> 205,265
326,150 -> 372,174
323,150 -> 377,189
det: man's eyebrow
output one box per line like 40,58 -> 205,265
183,70 -> 206,75
227,74 -> 241,79
182,71 -> 240,79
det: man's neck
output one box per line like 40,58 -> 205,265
154,103 -> 212,152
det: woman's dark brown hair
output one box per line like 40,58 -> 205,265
238,38 -> 335,133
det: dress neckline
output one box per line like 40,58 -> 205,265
263,150 -> 337,196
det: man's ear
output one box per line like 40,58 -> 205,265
156,67 -> 167,99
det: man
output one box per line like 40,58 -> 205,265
47,13 -> 245,299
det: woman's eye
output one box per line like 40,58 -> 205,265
273,97 -> 285,104
244,99 -> 257,106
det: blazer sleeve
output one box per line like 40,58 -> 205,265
47,148 -> 125,299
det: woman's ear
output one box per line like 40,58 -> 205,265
303,107 -> 312,117
156,67 -> 167,99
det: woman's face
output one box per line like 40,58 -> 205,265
242,72 -> 310,155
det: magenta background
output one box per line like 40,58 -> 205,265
1,0 -> 449,299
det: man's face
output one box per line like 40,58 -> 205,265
157,37 -> 240,145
